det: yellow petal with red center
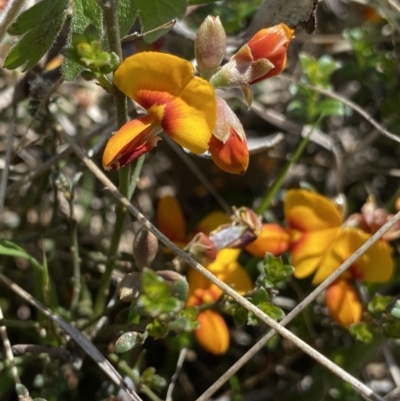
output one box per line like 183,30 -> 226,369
313,228 -> 394,284
157,196 -> 186,243
114,52 -> 195,100
102,114 -> 161,170
290,227 -> 340,279
285,189 -> 343,232
161,77 -> 216,154
325,279 -> 362,328
246,223 -> 290,258
193,211 -> 231,235
196,310 -> 229,355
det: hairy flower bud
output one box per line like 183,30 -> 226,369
185,232 -> 217,265
210,24 -> 293,89
195,16 -> 226,80
209,97 -> 249,175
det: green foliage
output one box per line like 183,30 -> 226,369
387,299 -> 400,319
133,0 -> 186,43
62,0 -> 104,80
287,53 -> 351,123
257,253 -> 294,288
135,269 -> 184,317
115,331 -> 148,353
349,322 -> 373,343
4,0 -> 69,70
118,0 -> 139,38
367,293 -> 392,315
63,24 -> 119,81
141,367 -> 167,391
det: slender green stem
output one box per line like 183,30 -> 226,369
69,200 -> 81,314
129,155 -> 146,199
108,353 -> 163,401
256,117 -> 324,215
94,0 -> 129,316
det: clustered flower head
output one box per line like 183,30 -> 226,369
247,189 -> 395,328
102,16 -> 294,175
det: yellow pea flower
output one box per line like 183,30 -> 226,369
103,52 -> 217,170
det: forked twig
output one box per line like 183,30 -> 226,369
60,128 -> 386,401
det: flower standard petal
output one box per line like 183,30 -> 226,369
285,189 -> 343,232
114,52 -> 195,101
325,279 -> 363,328
102,114 -> 161,170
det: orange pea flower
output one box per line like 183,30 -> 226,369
102,52 -> 217,171
285,189 -> 394,285
157,195 -> 253,354
246,189 -> 394,328
287,189 -> 394,327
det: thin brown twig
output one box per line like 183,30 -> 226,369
60,129 -> 386,401
0,105 -> 16,217
5,118 -> 116,197
166,348 -> 188,401
280,74 -> 400,144
0,273 -> 143,401
0,306 -> 21,385
11,344 -> 76,362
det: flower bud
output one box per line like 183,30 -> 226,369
195,16 -> 226,80
246,224 -> 290,258
325,279 -> 362,328
195,310 -> 229,355
132,226 -> 159,270
210,23 -> 293,88
209,97 -> 249,175
243,24 -> 294,84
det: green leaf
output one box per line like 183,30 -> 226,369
349,322 -> 373,343
118,0 -> 138,37
133,0 -> 186,43
7,0 -> 51,35
62,0 -> 103,80
4,0 -> 69,71
368,293 -> 392,315
315,99 -> 350,117
387,299 -> 400,319
115,331 -> 147,353
0,241 -> 44,272
141,367 -> 167,390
